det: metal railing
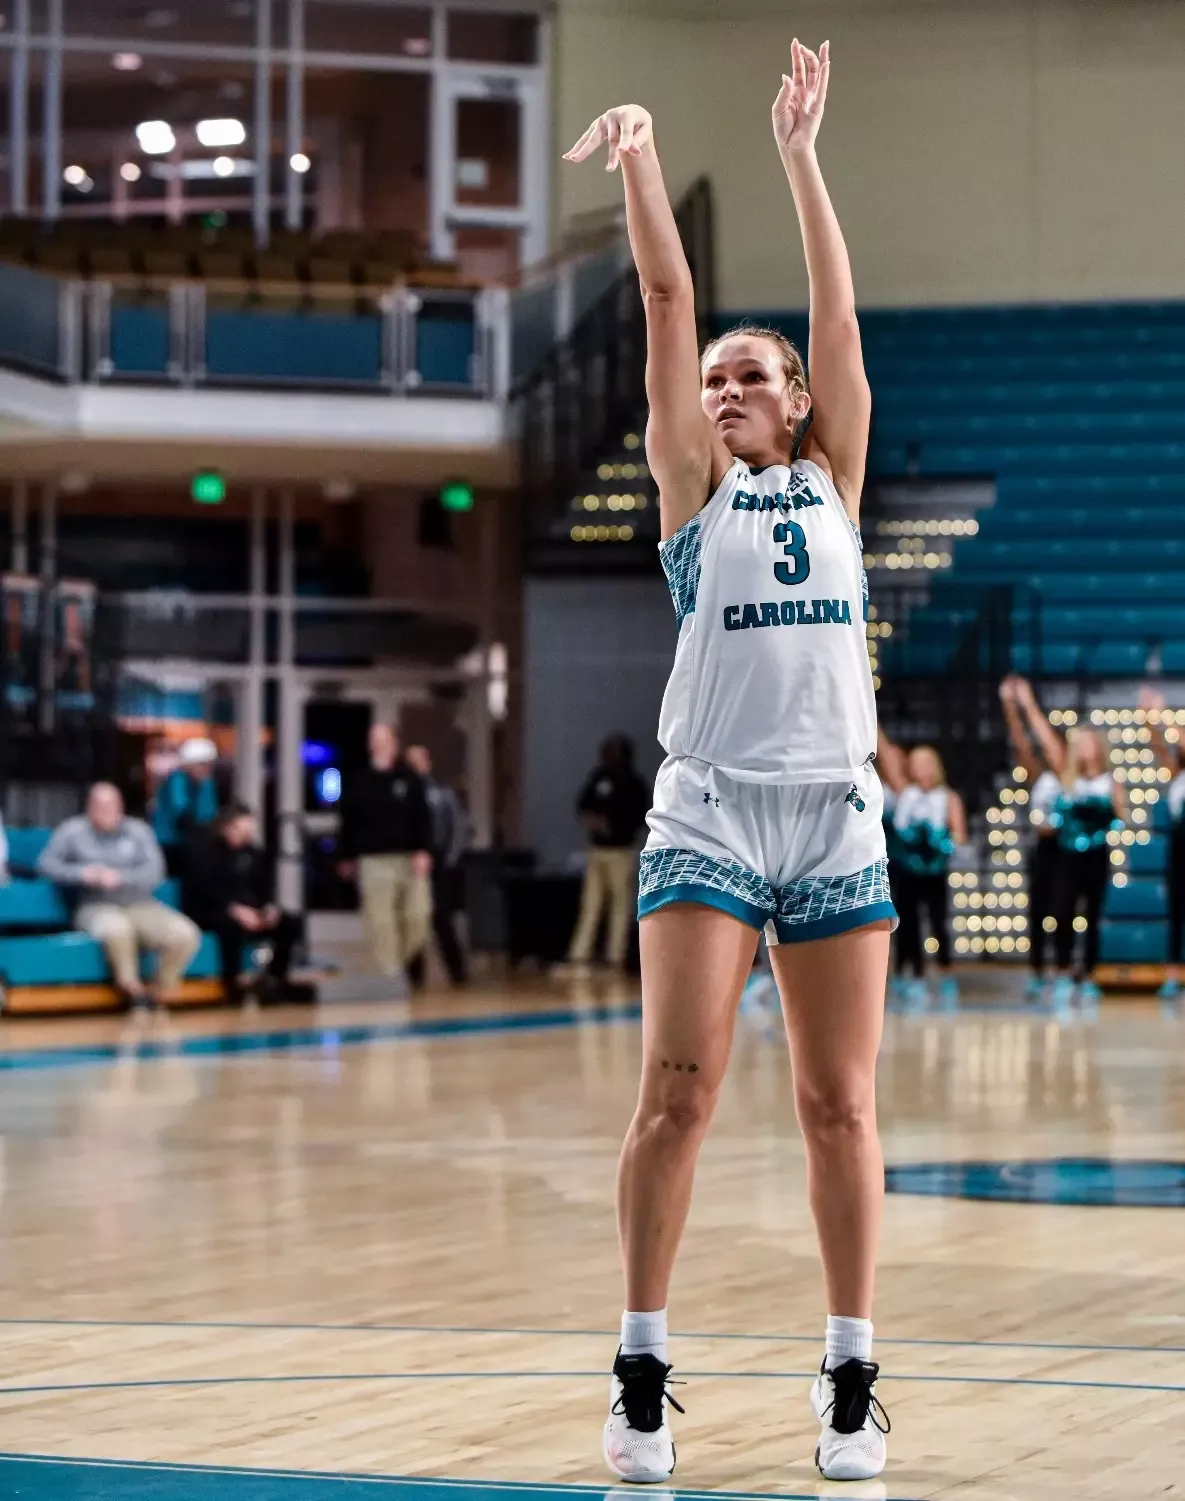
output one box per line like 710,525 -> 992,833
0,260 -> 511,398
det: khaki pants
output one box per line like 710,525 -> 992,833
569,846 -> 637,966
358,854 -> 432,976
76,900 -> 202,994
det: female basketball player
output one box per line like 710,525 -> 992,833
1013,678 -> 1124,1004
1141,689 -> 1185,999
1000,675 -> 1063,997
565,40 -> 895,1483
878,739 -> 966,1008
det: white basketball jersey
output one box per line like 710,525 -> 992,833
656,456 -> 876,784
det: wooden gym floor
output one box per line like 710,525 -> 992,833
1,970 -> 1184,1499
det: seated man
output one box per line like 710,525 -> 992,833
183,804 -> 301,1004
38,782 -> 201,1008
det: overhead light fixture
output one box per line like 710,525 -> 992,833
212,156 -> 236,178
289,152 -> 311,174
63,164 -> 88,186
196,118 -> 246,148
402,37 -> 431,56
135,120 -> 175,155
120,161 -> 142,183
112,51 -> 142,71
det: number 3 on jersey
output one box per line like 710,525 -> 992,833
773,520 -> 810,586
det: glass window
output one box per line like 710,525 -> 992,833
454,96 -> 519,208
304,3 -> 432,58
60,52 -> 257,221
62,1 -> 262,47
446,11 -> 537,65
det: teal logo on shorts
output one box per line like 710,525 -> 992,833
845,784 -> 866,813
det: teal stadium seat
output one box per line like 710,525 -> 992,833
0,930 -> 221,986
1099,920 -> 1167,964
1104,877 -> 1166,919
1129,833 -> 1169,872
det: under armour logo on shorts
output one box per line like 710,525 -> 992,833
702,792 -> 720,807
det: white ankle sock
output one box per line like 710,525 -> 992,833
824,1314 -> 873,1370
621,1308 -> 668,1362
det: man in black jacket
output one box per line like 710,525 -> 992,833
561,734 -> 651,972
183,805 -> 301,1004
337,723 -> 434,979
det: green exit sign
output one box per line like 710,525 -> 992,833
440,479 -> 474,513
191,471 -> 226,505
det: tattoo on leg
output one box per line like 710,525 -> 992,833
660,1060 -> 700,1073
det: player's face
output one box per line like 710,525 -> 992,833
700,336 -> 808,461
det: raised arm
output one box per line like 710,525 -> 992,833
774,40 -> 871,516
876,725 -> 908,794
565,107 -> 730,539
1000,676 -> 1042,783
1014,677 -> 1066,777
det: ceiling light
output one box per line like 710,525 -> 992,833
212,156 -> 236,178
112,51 -> 142,71
63,164 -> 87,186
289,152 -> 311,174
120,161 -> 142,183
402,37 -> 431,55
196,118 -> 246,148
136,120 -> 175,155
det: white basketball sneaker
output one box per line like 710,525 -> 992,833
603,1348 -> 684,1483
810,1357 -> 890,1481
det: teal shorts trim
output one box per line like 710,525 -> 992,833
637,880 -> 770,931
772,898 -> 898,945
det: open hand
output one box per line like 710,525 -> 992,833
772,38 -> 830,154
563,105 -> 653,172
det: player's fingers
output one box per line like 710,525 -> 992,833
629,113 -> 652,154
792,37 -> 807,95
815,56 -> 830,112
605,112 -> 622,171
562,118 -> 602,161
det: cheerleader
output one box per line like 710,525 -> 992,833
1013,679 -> 1125,1004
879,735 -> 967,1007
1142,689 -> 1185,999
1000,675 -> 1063,998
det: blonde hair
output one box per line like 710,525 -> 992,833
909,744 -> 947,787
1062,727 -> 1104,790
701,322 -> 808,397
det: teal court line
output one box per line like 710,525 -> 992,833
2,1368 -> 1183,1397
0,1454 -> 928,1501
1,1316 -> 1182,1358
0,1003 -> 644,1074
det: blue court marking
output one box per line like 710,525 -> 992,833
0,1003 -> 643,1074
0,1456 -> 929,1501
4,1369 -> 1185,1398
3,1316 -> 1184,1357
886,1157 -> 1185,1207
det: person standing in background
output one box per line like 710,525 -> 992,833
558,735 -> 651,974
153,736 -> 221,876
337,723 -> 434,981
1141,688 -> 1185,999
1001,675 -> 1063,997
404,744 -> 469,986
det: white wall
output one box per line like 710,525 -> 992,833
553,0 -> 1185,309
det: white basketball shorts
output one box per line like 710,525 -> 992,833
638,756 -> 897,945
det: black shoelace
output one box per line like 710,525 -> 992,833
821,1358 -> 891,1437
611,1350 -> 686,1434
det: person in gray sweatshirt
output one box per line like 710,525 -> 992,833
38,782 -> 201,1007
